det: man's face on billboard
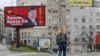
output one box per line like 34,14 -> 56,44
28,9 -> 37,19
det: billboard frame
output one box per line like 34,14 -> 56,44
4,6 -> 46,28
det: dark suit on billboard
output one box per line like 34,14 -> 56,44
23,18 -> 38,27
23,7 -> 38,27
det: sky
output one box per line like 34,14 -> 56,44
0,0 -> 16,9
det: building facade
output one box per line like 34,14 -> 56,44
20,28 -> 47,47
0,9 -> 4,41
69,7 -> 100,52
94,0 -> 100,7
46,0 -> 70,49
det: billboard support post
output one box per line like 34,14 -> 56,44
16,28 -> 20,47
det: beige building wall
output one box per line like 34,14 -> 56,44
46,0 -> 70,49
20,28 -> 47,47
20,28 -> 47,37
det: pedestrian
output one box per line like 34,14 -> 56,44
56,27 -> 69,56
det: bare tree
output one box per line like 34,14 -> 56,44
81,29 -> 95,52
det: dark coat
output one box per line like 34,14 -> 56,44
23,18 -> 38,27
56,33 -> 68,45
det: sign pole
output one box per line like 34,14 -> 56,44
16,27 -> 20,47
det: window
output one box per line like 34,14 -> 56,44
97,31 -> 100,34
97,18 -> 100,22
89,18 -> 92,22
48,9 -> 52,13
61,0 -> 65,1
66,9 -> 70,12
41,3 -> 45,5
74,18 -> 78,22
82,38 -> 86,42
48,20 -> 51,24
48,32 -> 52,35
89,25 -> 93,29
82,26 -> 85,29
53,10 -> 58,13
24,40 -> 27,45
74,25 -> 78,29
60,5 -> 65,7
2,14 -> 3,17
22,32 -> 23,37
96,25 -> 100,29
28,32 -> 31,36
53,27 -> 58,30
48,26 -> 52,29
42,33 -> 45,36
34,40 -> 36,42
21,2 -> 24,6
82,18 -> 85,22
75,38 -> 78,42
23,32 -> 27,37
90,31 -> 93,35
96,12 -> 100,16
67,32 -> 70,35
82,32 -> 85,35
90,12 -> 92,16
21,40 -> 23,43
28,40 -> 30,43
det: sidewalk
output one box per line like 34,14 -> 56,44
0,44 -> 10,56
0,42 -> 99,56
9,53 -> 78,56
9,51 -> 81,56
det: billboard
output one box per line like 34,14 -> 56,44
96,35 -> 100,44
39,38 -> 50,48
4,6 -> 45,28
70,0 -> 92,7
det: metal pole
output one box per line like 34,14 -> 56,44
11,28 -> 14,41
16,28 -> 20,47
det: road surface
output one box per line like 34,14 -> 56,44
0,44 -> 100,56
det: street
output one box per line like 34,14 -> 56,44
0,44 -> 10,56
0,44 -> 100,56
8,52 -> 100,56
9,53 -> 77,56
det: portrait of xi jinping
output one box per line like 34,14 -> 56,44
23,7 -> 38,27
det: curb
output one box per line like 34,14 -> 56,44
8,53 -> 49,56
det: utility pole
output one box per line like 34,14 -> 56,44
11,28 -> 14,41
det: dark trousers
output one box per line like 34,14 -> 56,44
58,44 -> 66,56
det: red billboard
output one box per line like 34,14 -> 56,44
4,6 -> 45,27
96,35 -> 100,44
